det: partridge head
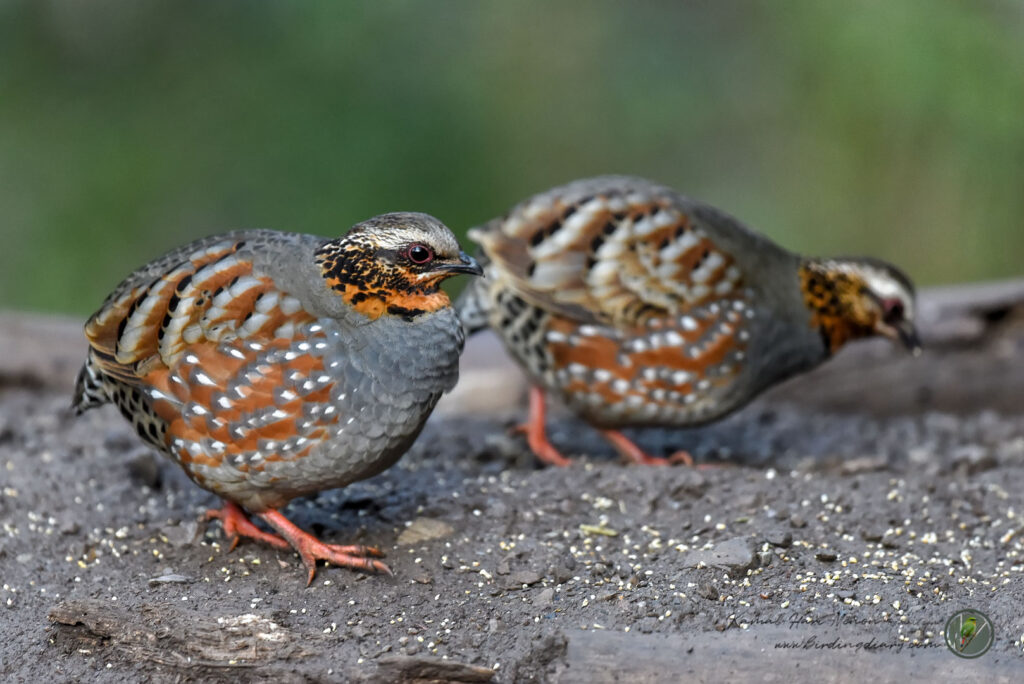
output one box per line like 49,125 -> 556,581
799,257 -> 919,355
74,212 -> 481,583
458,176 -> 919,466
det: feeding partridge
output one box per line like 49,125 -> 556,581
73,213 -> 482,583
458,176 -> 920,467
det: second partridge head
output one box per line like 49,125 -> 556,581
798,256 -> 919,355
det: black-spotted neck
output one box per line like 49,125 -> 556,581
798,259 -> 878,354
315,238 -> 450,321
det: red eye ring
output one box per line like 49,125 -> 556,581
882,298 -> 904,323
406,243 -> 434,265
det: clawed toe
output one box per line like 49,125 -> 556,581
295,540 -> 392,585
667,450 -> 694,467
205,502 -> 391,584
205,501 -> 291,551
256,509 -> 391,584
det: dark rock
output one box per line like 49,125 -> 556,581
58,514 -> 81,536
952,445 -> 997,475
682,538 -> 756,573
735,492 -> 762,510
815,551 -> 837,562
506,570 -> 543,588
789,514 -> 807,529
670,472 -> 708,499
533,587 -> 554,607
698,582 -> 720,601
673,598 -> 698,619
766,530 -> 793,548
160,520 -> 199,547
551,565 -> 575,583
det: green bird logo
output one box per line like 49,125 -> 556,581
959,616 -> 977,651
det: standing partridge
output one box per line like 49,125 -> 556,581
73,212 -> 482,583
458,176 -> 920,467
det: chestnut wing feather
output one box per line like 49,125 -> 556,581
472,176 -> 746,329
83,231 -> 314,386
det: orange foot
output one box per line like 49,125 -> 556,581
600,429 -> 695,466
206,501 -> 291,552
205,501 -> 390,585
512,386 -> 572,467
257,509 -> 390,585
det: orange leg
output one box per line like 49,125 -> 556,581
599,429 -> 694,467
206,501 -> 389,584
257,509 -> 390,586
206,501 -> 291,552
513,386 -> 572,467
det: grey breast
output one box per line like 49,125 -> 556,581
235,308 -> 465,508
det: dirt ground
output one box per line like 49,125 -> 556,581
1,281 -> 1023,683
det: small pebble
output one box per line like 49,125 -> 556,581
698,582 -> 720,601
507,570 -> 543,588
148,573 -> 192,585
533,587 -> 554,607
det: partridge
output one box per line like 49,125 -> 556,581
74,213 -> 482,583
458,176 -> 920,466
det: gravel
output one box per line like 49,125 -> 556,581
2,298 -> 1024,681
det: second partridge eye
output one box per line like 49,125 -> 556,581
882,299 -> 904,324
407,244 -> 434,264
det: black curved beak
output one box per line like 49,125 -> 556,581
438,251 -> 484,276
895,320 -> 923,357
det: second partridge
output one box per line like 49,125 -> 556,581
458,176 -> 919,466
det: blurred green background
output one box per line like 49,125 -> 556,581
2,0 -> 1022,315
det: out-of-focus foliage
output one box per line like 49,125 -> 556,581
2,0 -> 1022,314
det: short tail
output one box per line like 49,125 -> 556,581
72,354 -> 109,415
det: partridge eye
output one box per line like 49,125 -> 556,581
406,243 -> 434,265
883,299 -> 904,323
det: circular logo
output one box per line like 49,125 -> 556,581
944,609 -> 994,658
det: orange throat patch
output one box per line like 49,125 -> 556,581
332,282 -> 451,320
798,262 -> 873,355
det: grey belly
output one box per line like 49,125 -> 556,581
194,312 -> 463,511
